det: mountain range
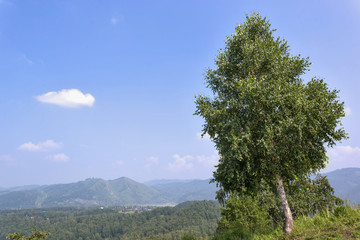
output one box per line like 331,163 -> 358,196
0,177 -> 218,209
0,167 -> 359,209
325,168 -> 360,203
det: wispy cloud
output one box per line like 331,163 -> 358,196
144,156 -> 159,168
0,154 -> 18,167
345,107 -> 352,116
0,154 -> 15,162
325,146 -> 360,172
168,154 -> 194,171
196,151 -> 219,168
20,54 -> 33,65
45,153 -> 70,162
36,89 -> 95,108
111,17 -> 118,25
167,151 -> 219,172
114,160 -> 124,166
18,140 -> 62,152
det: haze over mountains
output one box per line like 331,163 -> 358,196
0,177 -> 217,209
0,168 -> 358,209
325,168 -> 360,203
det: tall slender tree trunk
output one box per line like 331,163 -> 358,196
276,174 -> 293,234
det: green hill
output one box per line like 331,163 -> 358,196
0,177 -> 166,208
151,179 -> 217,203
0,200 -> 221,240
1,168 -> 359,209
325,168 -> 360,203
0,178 -> 217,209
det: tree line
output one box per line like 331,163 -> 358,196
1,201 -> 220,240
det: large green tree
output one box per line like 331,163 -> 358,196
195,13 -> 347,234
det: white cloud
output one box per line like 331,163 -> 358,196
167,152 -> 220,171
111,17 -> 118,24
114,160 -> 124,166
21,54 -> 33,65
345,107 -> 352,116
144,156 -> 159,168
196,151 -> 219,167
168,154 -> 194,171
325,146 -> 360,172
36,89 -> 95,108
166,152 -> 219,178
46,153 -> 70,162
18,140 -> 62,152
0,154 -> 15,162
0,154 -> 18,167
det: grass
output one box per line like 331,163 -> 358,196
254,204 -> 360,240
214,204 -> 360,240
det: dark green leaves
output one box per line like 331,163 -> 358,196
195,12 -> 347,194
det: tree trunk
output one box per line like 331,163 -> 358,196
276,174 -> 293,234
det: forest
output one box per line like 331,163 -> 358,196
1,201 -> 220,240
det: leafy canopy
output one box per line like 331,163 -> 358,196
6,229 -> 50,240
195,13 -> 347,194
214,174 -> 343,238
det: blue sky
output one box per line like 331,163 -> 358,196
0,0 -> 359,187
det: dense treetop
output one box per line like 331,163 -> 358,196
195,12 -> 347,194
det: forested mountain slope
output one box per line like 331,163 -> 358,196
325,168 -> 360,203
1,168 -> 359,210
0,177 -> 217,209
0,200 -> 220,240
0,177 -> 167,208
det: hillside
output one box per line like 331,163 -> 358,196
0,177 -> 217,209
0,177 -> 164,209
1,168 -> 359,209
325,168 -> 360,203
0,200 -> 221,240
151,179 -> 217,203
213,204 -> 360,240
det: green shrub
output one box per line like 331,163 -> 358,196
214,194 -> 273,239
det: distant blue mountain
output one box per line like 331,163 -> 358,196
150,179 -> 218,203
0,177 -> 217,209
324,168 -> 360,203
144,179 -> 196,186
0,168 -> 359,209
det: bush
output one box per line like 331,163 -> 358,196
214,194 -> 273,239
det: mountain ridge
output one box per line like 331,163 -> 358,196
0,177 -> 217,209
1,167 -> 360,209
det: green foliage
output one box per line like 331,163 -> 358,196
6,228 -> 50,240
215,194 -> 273,239
262,204 -> 360,240
286,174 -> 343,218
0,178 -> 217,209
181,233 -> 196,240
214,175 -> 343,239
0,201 -> 220,240
195,11 -> 347,198
195,11 -> 347,233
